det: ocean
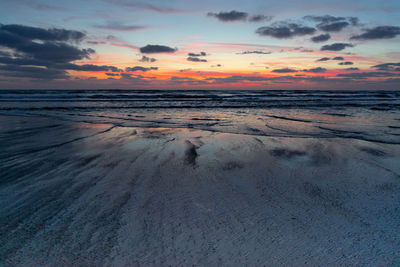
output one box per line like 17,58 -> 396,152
1,89 -> 399,144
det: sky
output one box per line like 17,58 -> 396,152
0,0 -> 400,89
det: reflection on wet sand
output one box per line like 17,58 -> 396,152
1,115 -> 400,265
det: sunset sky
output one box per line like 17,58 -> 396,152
1,0 -> 400,89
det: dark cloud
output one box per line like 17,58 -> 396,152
62,64 -> 122,72
93,22 -> 147,31
349,17 -> 359,26
0,51 -> 11,57
237,50 -> 271,55
272,68 -> 298,73
320,43 -> 354,51
256,23 -> 316,38
337,72 -> 399,79
203,75 -> 335,85
249,15 -> 273,22
207,10 -> 248,22
179,68 -> 192,72
302,67 -> 327,73
304,15 -> 357,32
139,44 -> 177,53
0,24 -> 93,63
338,61 -> 353,65
332,56 -> 344,60
105,72 -> 120,76
311,33 -> 331,43
207,11 -> 273,23
0,56 -> 45,66
106,0 -> 184,14
0,24 -> 85,42
119,73 -> 154,84
316,57 -> 330,62
24,43 -> 94,63
350,26 -> 400,40
120,73 -> 135,79
372,62 -> 400,71
0,64 -> 68,79
0,23 -> 129,80
304,15 -> 346,24
86,40 -> 106,45
318,21 -> 349,32
125,66 -> 158,72
188,52 -> 207,57
187,57 -> 207,62
139,55 -> 157,62
0,56 -> 122,73
344,67 -> 359,71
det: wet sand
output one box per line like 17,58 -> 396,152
1,114 -> 400,266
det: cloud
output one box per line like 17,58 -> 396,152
86,40 -> 106,45
139,55 -> 157,62
207,10 -> 248,22
118,73 -> 154,84
318,21 -> 349,32
0,24 -> 93,63
27,43 -> 94,63
304,15 -> 358,32
304,15 -> 346,24
187,57 -> 207,62
202,74 -> 335,85
302,67 -> 327,73
106,0 -> 185,14
24,2 -> 68,12
272,68 -> 298,73
344,67 -> 359,71
179,68 -> 192,72
125,66 -> 158,72
256,23 -> 316,39
372,62 -> 400,71
0,23 -> 85,42
0,23 -> 127,80
350,26 -> 400,40
337,72 -> 399,79
2,59 -> 123,74
186,51 -> 207,62
249,15 -> 273,22
188,52 -> 207,57
320,43 -> 354,51
66,64 -> 122,72
104,35 -> 139,51
349,17 -> 359,26
338,61 -> 353,65
311,33 -> 331,43
332,56 -> 344,60
207,11 -> 273,23
0,64 -> 68,79
105,72 -> 120,76
316,57 -> 331,62
139,44 -> 177,53
0,56 -> 122,73
237,50 -> 271,55
49,63 -> 120,72
93,22 -> 147,31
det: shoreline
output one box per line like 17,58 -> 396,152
1,115 -> 400,265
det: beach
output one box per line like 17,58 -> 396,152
1,90 -> 400,265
